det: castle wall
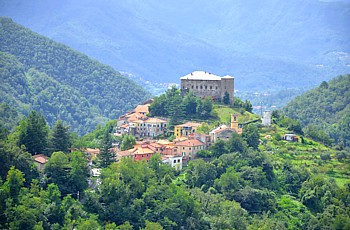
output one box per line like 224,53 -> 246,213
180,73 -> 234,104
181,79 -> 221,99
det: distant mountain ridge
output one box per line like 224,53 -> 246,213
0,17 -> 150,134
0,0 -> 349,93
283,74 -> 350,147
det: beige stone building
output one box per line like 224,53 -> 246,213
180,71 -> 234,104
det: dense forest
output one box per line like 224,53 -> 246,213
0,17 -> 151,134
283,74 -> 350,147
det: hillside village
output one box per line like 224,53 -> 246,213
31,71 -> 279,172
77,71 -> 273,171
1,10 -> 350,228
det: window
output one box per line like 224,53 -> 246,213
183,147 -> 185,150
146,154 -> 149,157
200,86 -> 203,89
210,86 -> 212,89
177,159 -> 180,163
216,86 -> 218,89
182,152 -> 186,156
205,86 -> 207,89
189,147 -> 191,150
142,155 -> 144,158
174,160 -> 176,163
191,85 -> 194,89
196,86 -> 198,89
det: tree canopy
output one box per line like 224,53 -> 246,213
0,17 -> 150,134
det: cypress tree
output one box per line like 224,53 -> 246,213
97,129 -> 115,168
51,120 -> 71,153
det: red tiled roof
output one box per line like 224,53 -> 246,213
175,139 -> 205,147
85,148 -> 100,154
117,150 -> 134,157
33,154 -> 48,164
176,122 -> 201,127
135,104 -> 150,114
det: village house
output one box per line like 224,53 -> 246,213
33,154 -> 49,171
115,102 -> 168,139
193,132 -> 211,148
134,104 -> 150,115
283,134 -> 299,142
174,122 -> 202,139
209,124 -> 236,143
83,148 -> 101,165
115,140 -> 183,169
174,138 -> 206,159
116,149 -> 134,162
162,155 -> 183,170
133,117 -> 168,138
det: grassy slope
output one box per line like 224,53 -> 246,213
214,105 -> 260,124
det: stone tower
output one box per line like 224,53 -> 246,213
231,114 -> 243,134
262,110 -> 271,127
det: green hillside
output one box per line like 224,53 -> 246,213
283,74 -> 350,147
0,17 -> 151,134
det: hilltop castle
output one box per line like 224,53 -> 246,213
180,71 -> 234,104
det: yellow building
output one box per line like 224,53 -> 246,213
174,122 -> 202,139
231,114 -> 243,134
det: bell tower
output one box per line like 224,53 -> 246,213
231,114 -> 238,130
231,114 -> 243,134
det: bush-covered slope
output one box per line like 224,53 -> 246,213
283,74 -> 350,147
0,17 -> 151,134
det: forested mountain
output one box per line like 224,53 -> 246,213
0,0 -> 349,93
0,17 -> 150,134
283,74 -> 350,147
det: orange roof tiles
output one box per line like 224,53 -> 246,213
85,148 -> 100,154
135,104 -> 150,114
175,139 -> 205,147
117,150 -> 134,157
33,154 -> 49,164
134,147 -> 154,155
176,122 -> 201,127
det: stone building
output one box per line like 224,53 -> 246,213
262,110 -> 272,127
180,71 -> 234,104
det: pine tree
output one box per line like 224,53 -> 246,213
97,129 -> 115,168
19,111 -> 49,155
51,120 -> 71,153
